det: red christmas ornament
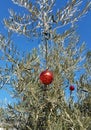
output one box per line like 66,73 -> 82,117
39,69 -> 53,85
69,85 -> 75,91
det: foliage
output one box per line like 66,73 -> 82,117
0,0 -> 91,130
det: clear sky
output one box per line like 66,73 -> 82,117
0,0 -> 91,49
0,0 -> 91,106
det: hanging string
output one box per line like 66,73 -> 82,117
45,38 -> 48,68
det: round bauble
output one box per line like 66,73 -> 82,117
69,85 -> 75,91
39,69 -> 53,85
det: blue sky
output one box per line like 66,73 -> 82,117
0,0 -> 91,106
0,0 -> 91,49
